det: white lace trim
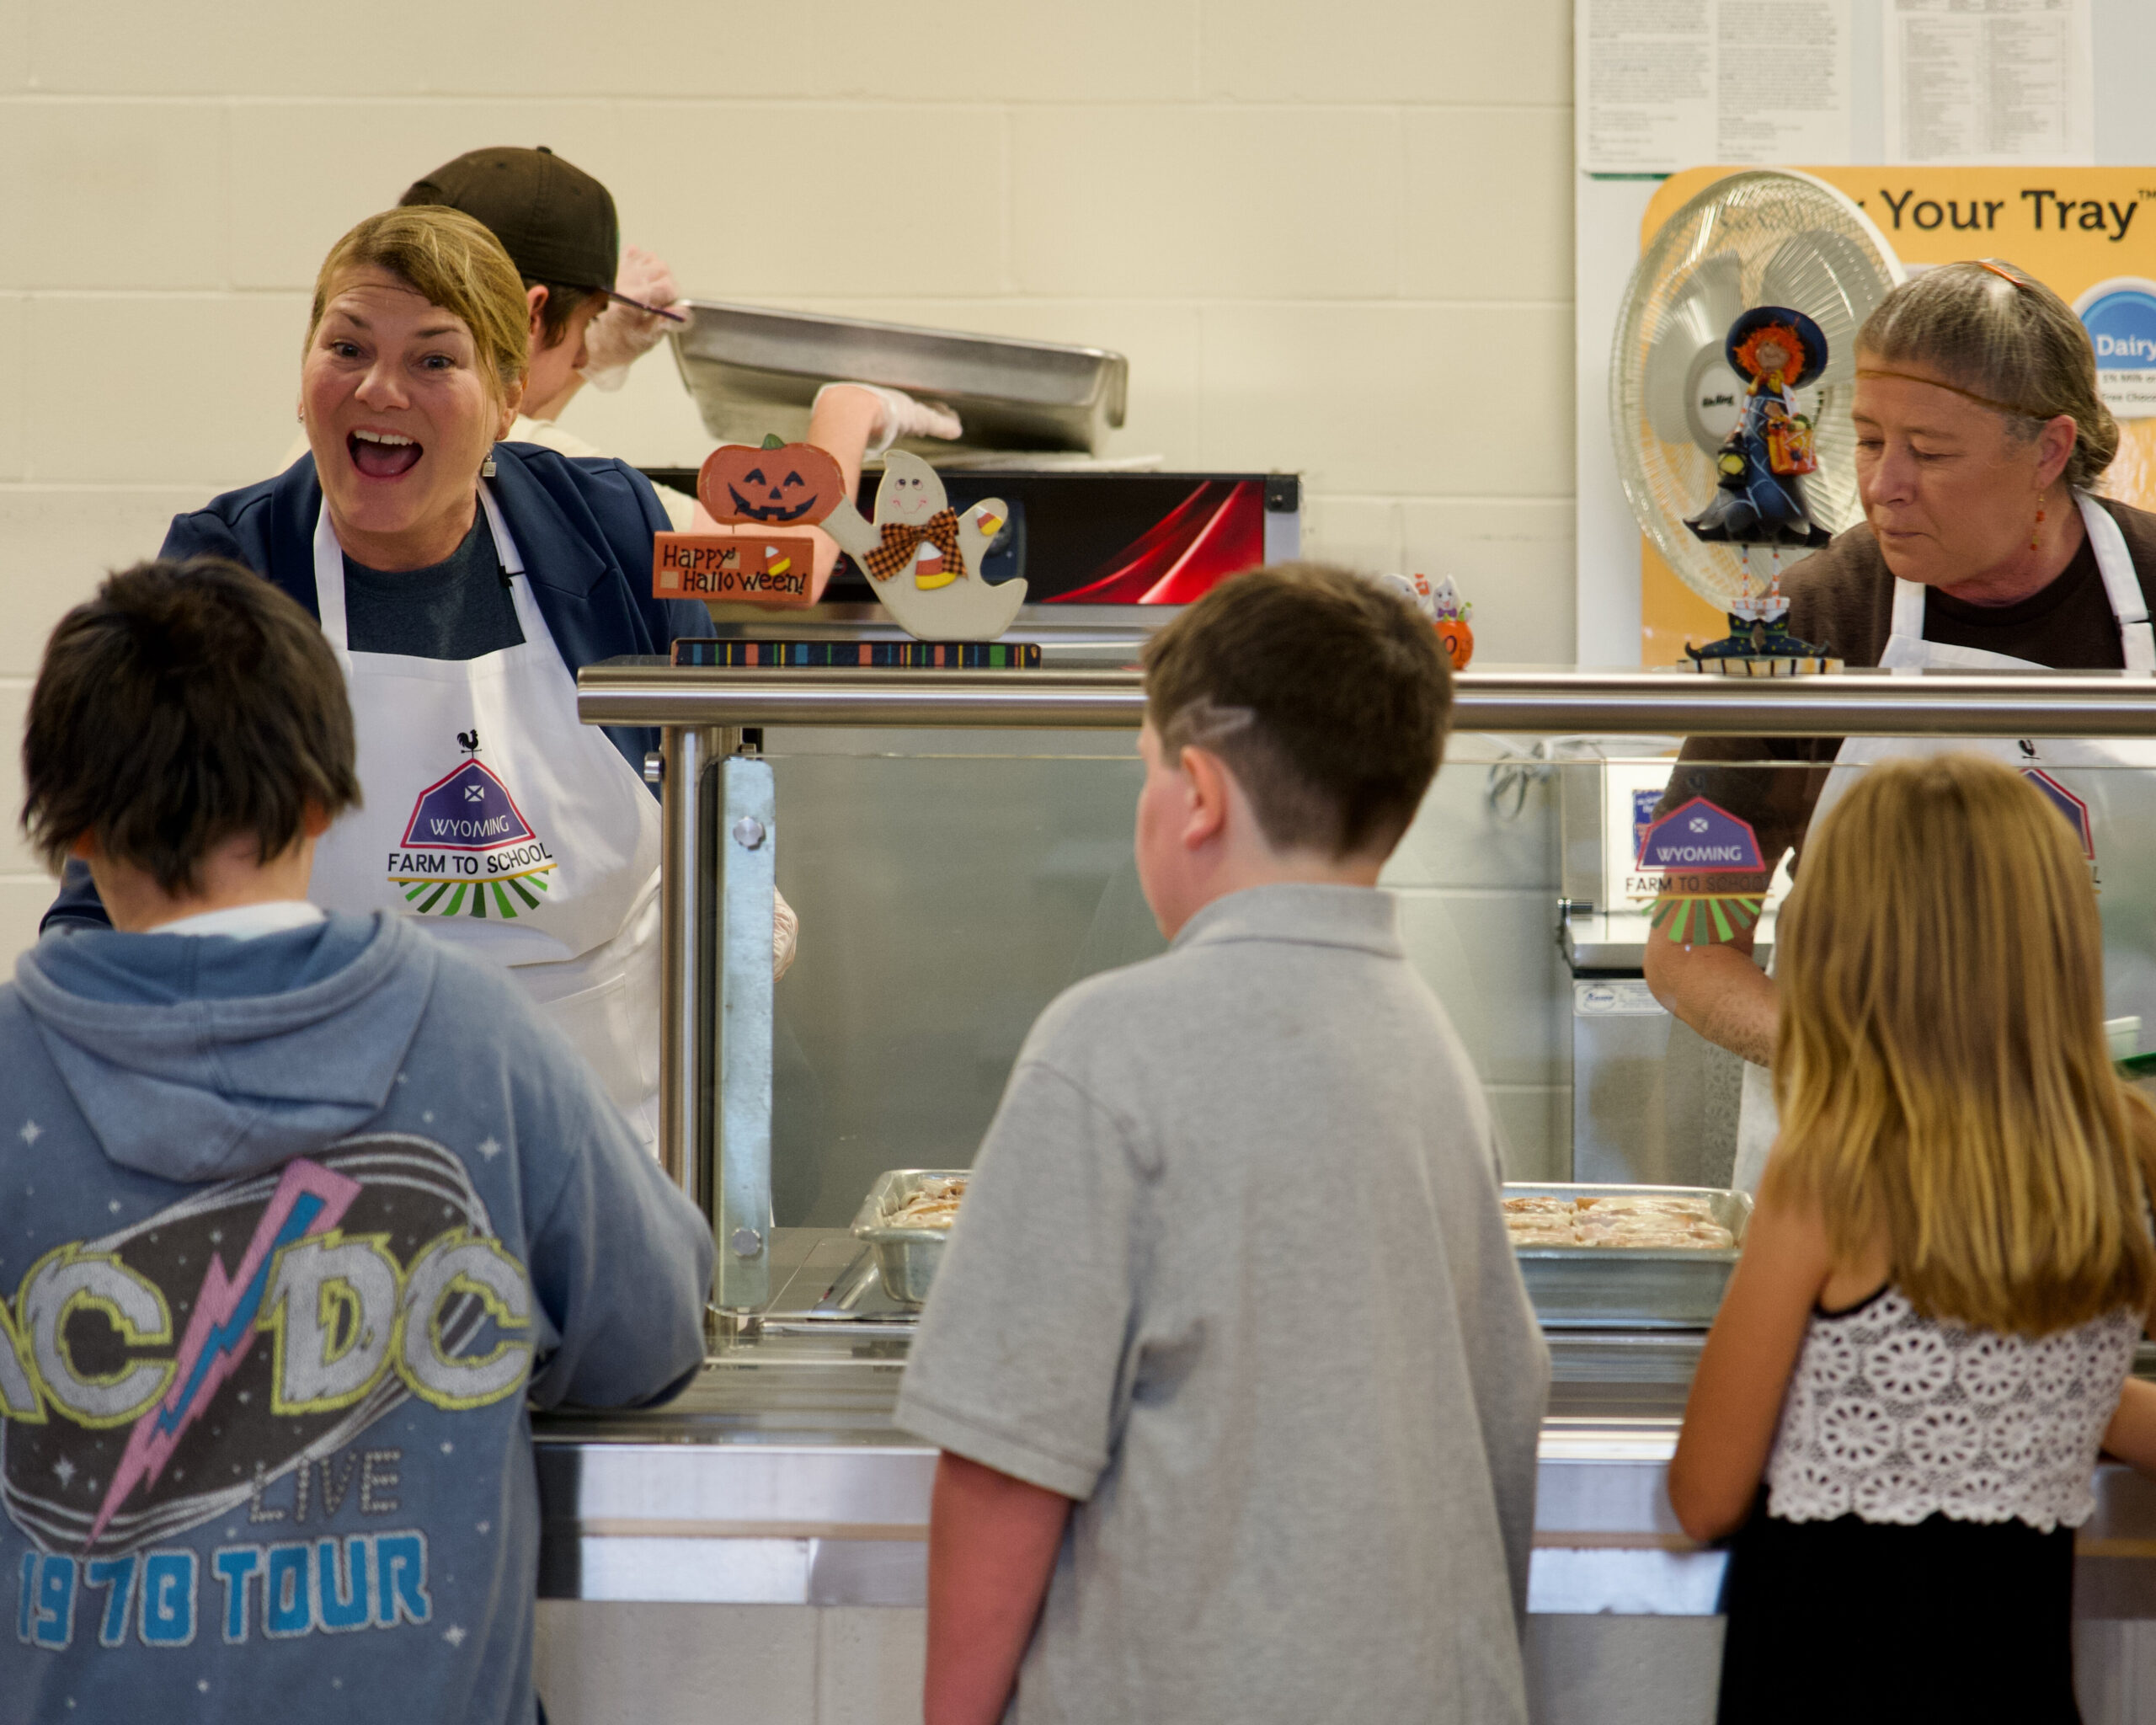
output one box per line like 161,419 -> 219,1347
1764,1287 -> 2141,1532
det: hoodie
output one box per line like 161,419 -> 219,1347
0,912 -> 712,1724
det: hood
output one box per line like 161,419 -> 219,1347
13,911 -> 437,1183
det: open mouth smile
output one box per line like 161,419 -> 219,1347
349,427 -> 424,480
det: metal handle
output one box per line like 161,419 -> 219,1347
582,665 -> 2156,739
657,727 -> 721,1204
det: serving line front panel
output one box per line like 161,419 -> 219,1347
531,1232 -> 2156,1616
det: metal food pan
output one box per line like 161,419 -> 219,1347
1504,1182 -> 1752,1330
670,301 -> 1128,454
849,1168 -> 969,1307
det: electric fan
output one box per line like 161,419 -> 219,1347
1610,169 -> 1904,611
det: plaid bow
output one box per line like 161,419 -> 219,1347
863,509 -> 963,583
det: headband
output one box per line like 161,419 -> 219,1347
1977,260 -> 2025,289
1854,366 -> 2047,421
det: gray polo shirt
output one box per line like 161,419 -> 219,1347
897,884 -> 1550,1725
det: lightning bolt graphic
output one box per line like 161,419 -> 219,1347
88,1158 -> 360,1547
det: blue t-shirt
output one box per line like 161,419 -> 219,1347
343,518 -> 524,661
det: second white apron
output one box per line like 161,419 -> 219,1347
1731,491 -> 2156,1192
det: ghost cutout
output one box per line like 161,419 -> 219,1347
820,451 -> 1025,641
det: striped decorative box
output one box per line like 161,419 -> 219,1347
672,639 -> 1043,670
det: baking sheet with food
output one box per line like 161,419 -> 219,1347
1503,1190 -> 1736,1251
1503,1183 -> 1752,1329
850,1169 -> 971,1306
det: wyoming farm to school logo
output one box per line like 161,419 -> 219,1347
1634,798 -> 1767,945
387,737 -> 557,922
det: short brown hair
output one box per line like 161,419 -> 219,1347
307,206 -> 531,407
22,560 -> 361,895
529,280 -> 603,353
1859,259 -> 2119,489
1141,563 -> 1453,857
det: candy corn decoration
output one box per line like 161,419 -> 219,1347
915,543 -> 954,590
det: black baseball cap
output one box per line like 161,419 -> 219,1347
400,147 -> 619,293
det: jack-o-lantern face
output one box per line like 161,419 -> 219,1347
699,441 -> 845,526
1434,614 -> 1475,672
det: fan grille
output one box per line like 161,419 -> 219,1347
1611,171 -> 1901,611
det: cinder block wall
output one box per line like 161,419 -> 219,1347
0,0 -> 1575,969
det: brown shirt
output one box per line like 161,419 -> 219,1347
1660,497 -> 2156,879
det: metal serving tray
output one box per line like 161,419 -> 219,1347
849,1169 -> 969,1307
670,301 -> 1128,454
1505,1183 -> 1752,1331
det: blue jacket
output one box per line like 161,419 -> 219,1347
0,911 -> 712,1725
44,445 -> 707,932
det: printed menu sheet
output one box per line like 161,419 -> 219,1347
1580,0 -> 1853,174
1883,0 -> 2094,166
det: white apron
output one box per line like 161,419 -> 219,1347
1732,490 -> 2156,1193
307,487 -> 664,1140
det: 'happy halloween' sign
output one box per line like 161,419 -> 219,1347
654,533 -> 815,605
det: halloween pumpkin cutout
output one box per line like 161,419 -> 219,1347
819,451 -> 1024,641
1429,576 -> 1474,671
699,437 -> 846,526
1376,571 -> 1474,670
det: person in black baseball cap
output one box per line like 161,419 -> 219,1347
400,145 -> 680,429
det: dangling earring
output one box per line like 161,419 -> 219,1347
480,454 -> 497,479
2031,505 -> 2046,552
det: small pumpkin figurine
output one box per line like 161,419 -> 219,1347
1428,576 -> 1475,671
699,434 -> 846,526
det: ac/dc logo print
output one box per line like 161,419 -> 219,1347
0,1135 -> 530,1560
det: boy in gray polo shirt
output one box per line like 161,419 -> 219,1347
897,564 -> 1550,1725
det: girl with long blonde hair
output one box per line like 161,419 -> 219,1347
1671,752 -> 2156,1722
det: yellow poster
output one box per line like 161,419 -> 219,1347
1637,167 -> 2156,665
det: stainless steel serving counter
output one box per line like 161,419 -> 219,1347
574,659 -> 2156,1308
531,1230 -> 2156,1619
544,665 -> 2156,1718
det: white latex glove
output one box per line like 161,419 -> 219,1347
773,888 -> 799,982
814,381 -> 963,455
580,246 -> 687,393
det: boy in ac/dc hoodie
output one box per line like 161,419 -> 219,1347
0,558 -> 711,1724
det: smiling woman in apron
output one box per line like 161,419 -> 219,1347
1645,260 -> 2156,1194
42,205 -> 783,1146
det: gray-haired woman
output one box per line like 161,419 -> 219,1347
1645,259 -> 2156,1191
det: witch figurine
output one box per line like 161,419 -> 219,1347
1684,307 -> 1833,550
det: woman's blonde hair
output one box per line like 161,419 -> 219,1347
1766,752 -> 2156,1334
305,206 -> 529,405
1858,259 -> 2119,490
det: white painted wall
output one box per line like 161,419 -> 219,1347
0,0 -> 1577,964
